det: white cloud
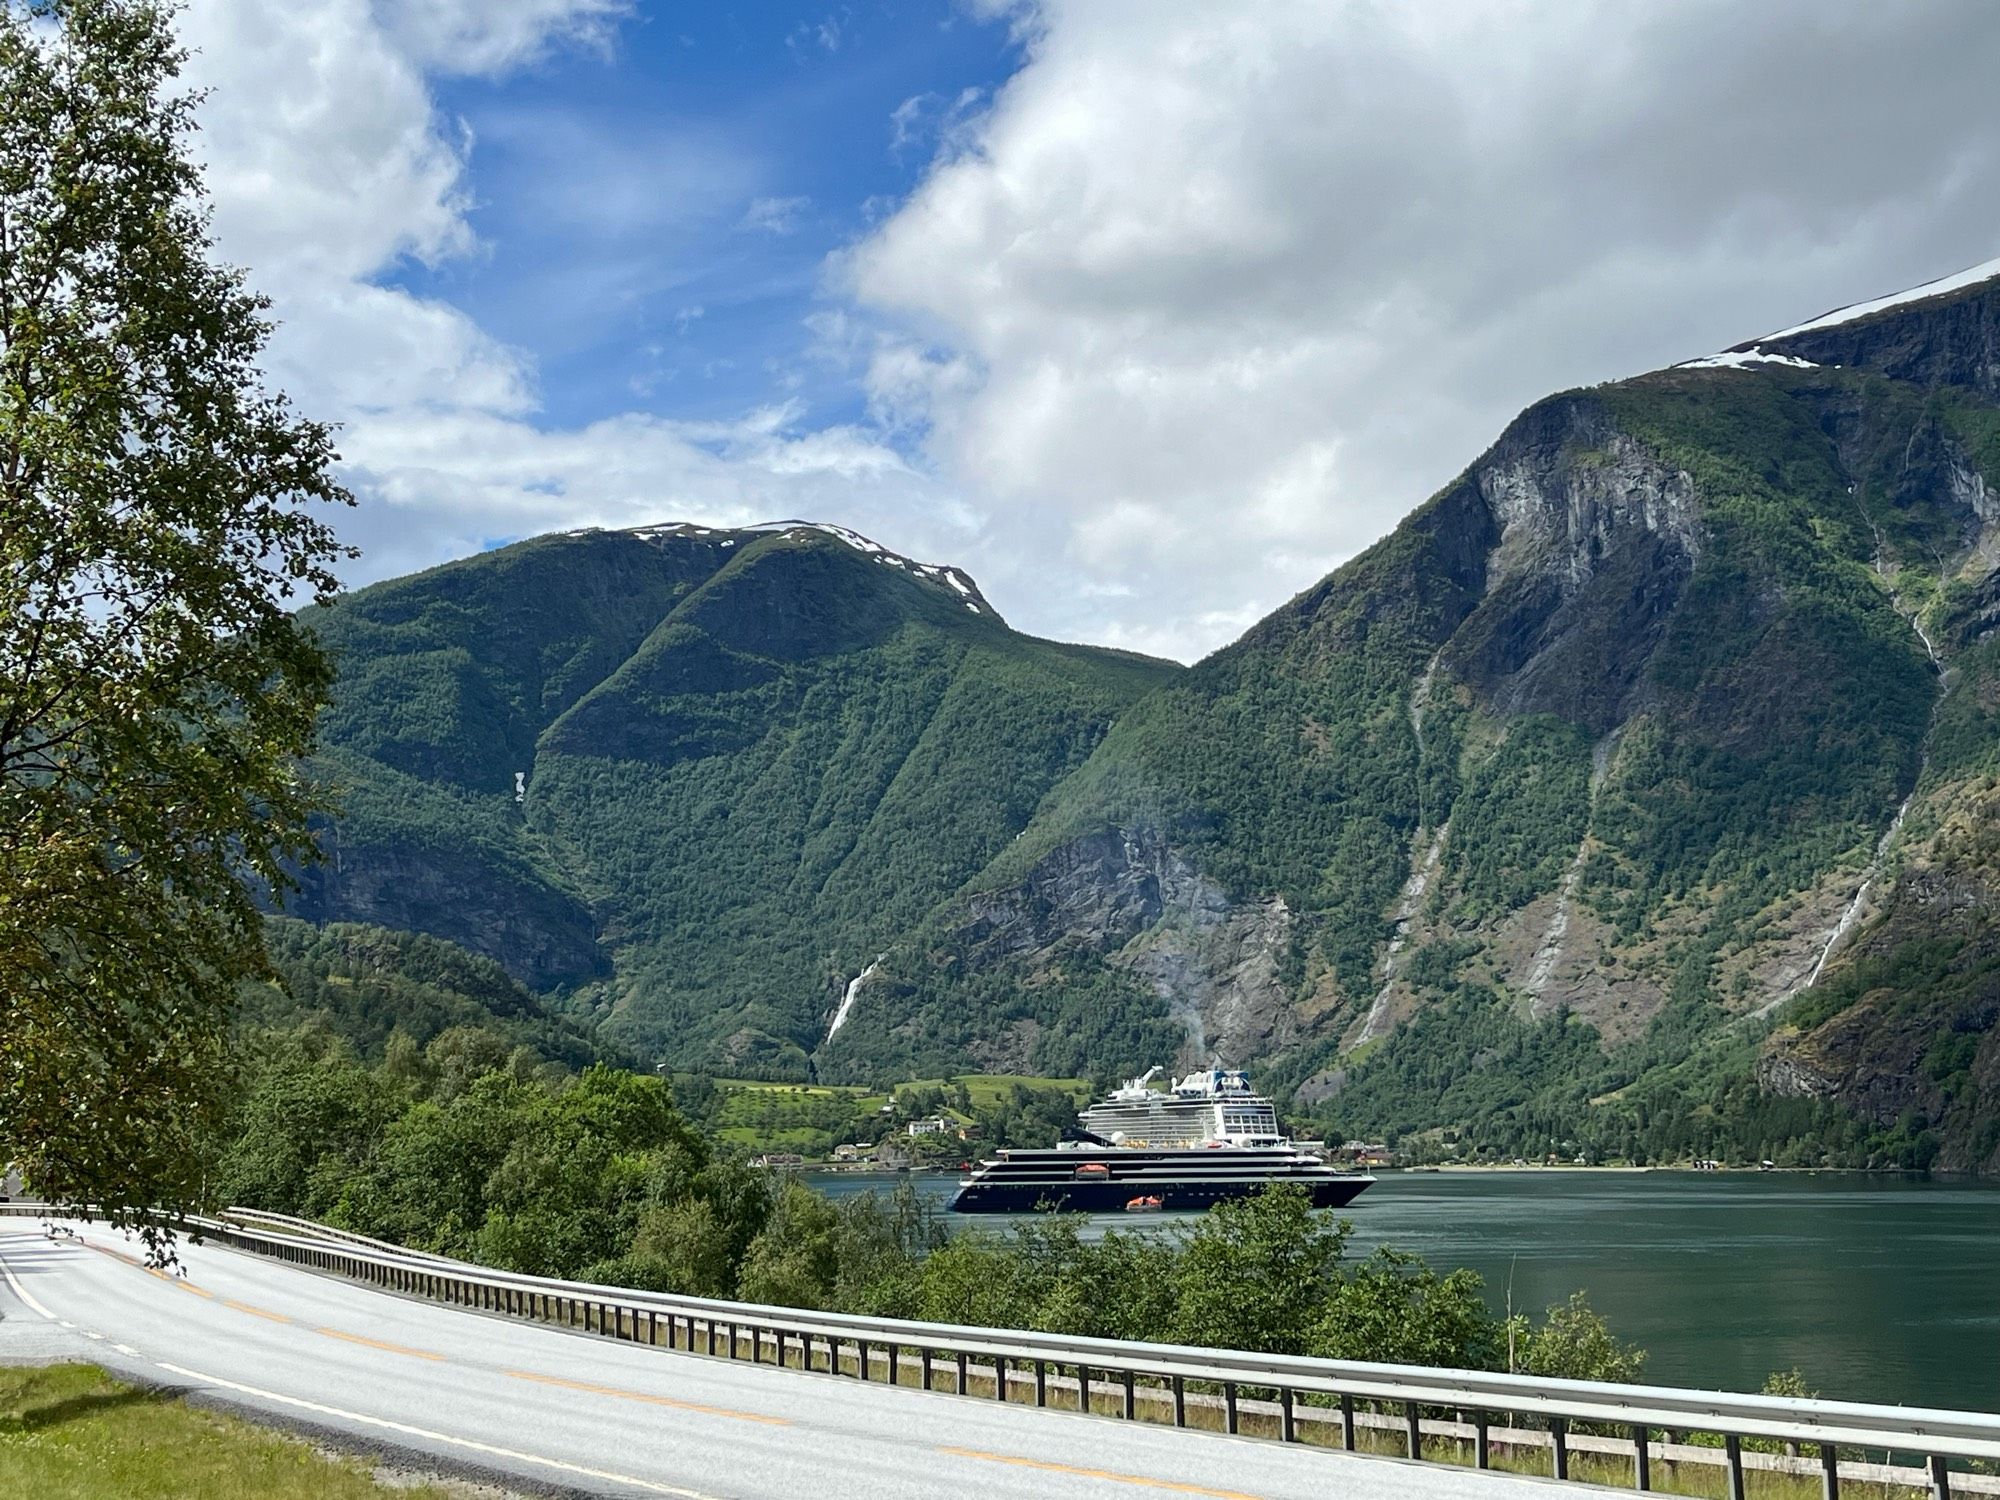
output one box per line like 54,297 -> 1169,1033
374,0 -> 629,76
848,0 -> 2000,660
178,0 -> 967,596
740,195 -> 812,236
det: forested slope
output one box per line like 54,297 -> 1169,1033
286,522 -> 1179,1077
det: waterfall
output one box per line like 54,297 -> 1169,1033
825,957 -> 883,1042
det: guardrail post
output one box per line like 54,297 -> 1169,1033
1552,1417 -> 1568,1479
921,1348 -> 933,1391
1225,1382 -> 1239,1436
1820,1443 -> 1839,1500
1475,1411 -> 1490,1468
1279,1386 -> 1295,1443
1724,1434 -> 1745,1500
707,1318 -> 717,1357
857,1339 -> 869,1380
956,1351 -> 968,1395
1932,1455 -> 1952,1500
1120,1369 -> 1134,1420
887,1342 -> 898,1386
1079,1365 -> 1092,1417
1407,1401 -> 1423,1460
1171,1375 -> 1184,1427
1632,1424 -> 1650,1490
1036,1360 -> 1047,1408
1341,1393 -> 1356,1451
996,1356 -> 1008,1401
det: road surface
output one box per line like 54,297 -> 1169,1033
0,1218 -> 1570,1499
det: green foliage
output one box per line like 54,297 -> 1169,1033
1513,1291 -> 1646,1381
0,0 -> 350,1228
692,1073 -> 1084,1157
1318,1250 -> 1501,1369
240,917 -> 605,1069
1444,717 -> 1592,921
1306,985 -> 1610,1152
215,1038 -> 757,1287
1168,1187 -> 1351,1355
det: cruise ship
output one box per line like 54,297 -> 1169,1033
948,1067 -> 1373,1214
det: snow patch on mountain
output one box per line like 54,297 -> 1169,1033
750,520 -> 990,614
608,519 -> 993,615
1676,349 -> 1820,372
1754,255 -> 2000,343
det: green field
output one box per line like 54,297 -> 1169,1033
0,1364 -> 469,1499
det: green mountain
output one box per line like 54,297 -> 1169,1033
287,522 -> 1180,1077
823,265 -> 2000,1171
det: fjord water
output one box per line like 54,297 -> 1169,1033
814,1169 -> 2000,1412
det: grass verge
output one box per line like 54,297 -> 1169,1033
0,1363 -> 473,1499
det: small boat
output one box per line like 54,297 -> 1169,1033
1124,1195 -> 1164,1213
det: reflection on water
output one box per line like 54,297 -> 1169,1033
809,1168 -> 2000,1412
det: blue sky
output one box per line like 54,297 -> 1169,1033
399,4 -> 1018,434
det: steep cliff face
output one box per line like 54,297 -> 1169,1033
835,272 -> 2000,1164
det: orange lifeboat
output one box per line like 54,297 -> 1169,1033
1123,1195 -> 1164,1212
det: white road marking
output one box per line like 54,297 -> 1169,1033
114,1343 -> 139,1355
84,1331 -> 103,1340
0,1250 -> 57,1320
154,1362 -> 723,1500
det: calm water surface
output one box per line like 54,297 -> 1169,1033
810,1168 -> 2000,1412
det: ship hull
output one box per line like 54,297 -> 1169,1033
950,1169 -> 1373,1215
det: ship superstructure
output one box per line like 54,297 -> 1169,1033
1077,1066 -> 1286,1148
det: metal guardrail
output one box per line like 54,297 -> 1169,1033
5,1202 -> 1994,1497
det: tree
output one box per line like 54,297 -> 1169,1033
1169,1186 -> 1349,1356
0,0 -> 350,1232
1513,1291 -> 1647,1382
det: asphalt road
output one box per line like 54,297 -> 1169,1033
0,1218 -> 1572,1500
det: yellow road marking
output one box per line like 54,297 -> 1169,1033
504,1369 -> 791,1426
317,1327 -> 446,1362
225,1297 -> 291,1324
936,1447 -> 1262,1499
